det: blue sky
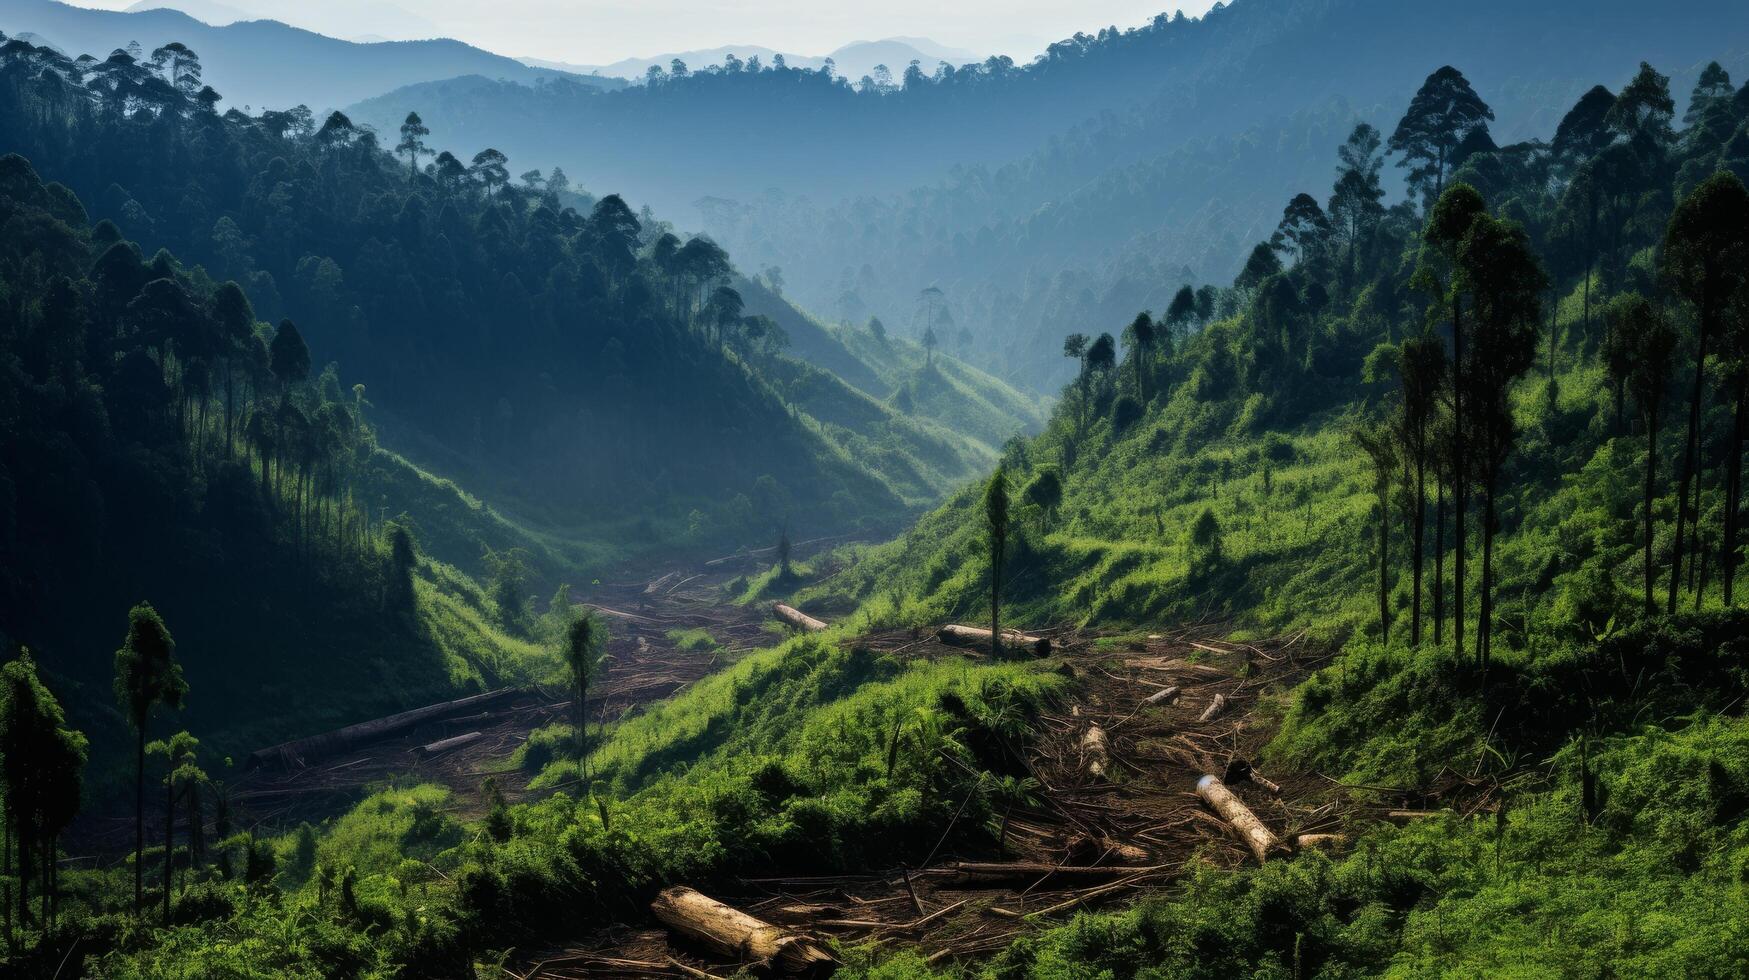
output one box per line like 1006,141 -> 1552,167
69,0 -> 1221,65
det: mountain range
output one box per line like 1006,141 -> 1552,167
0,0 -> 622,111
529,36 -> 981,83
343,0 -> 1749,387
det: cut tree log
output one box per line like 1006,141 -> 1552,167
1081,723 -> 1111,779
414,731 -> 483,757
1385,809 -> 1450,822
651,886 -> 838,977
937,624 -> 1051,656
1195,774 -> 1278,864
1294,833 -> 1347,851
1197,694 -> 1228,723
246,688 -> 524,770
1143,685 -> 1180,706
773,603 -> 829,633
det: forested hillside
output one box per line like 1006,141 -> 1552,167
4,0 -> 623,111
343,0 -> 1749,389
0,150 -> 564,788
0,31 -> 1019,572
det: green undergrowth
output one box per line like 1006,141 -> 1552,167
832,613 -> 1749,980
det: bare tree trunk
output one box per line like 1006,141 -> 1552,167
1433,479 -> 1446,645
1453,295 -> 1468,663
1645,404 -> 1660,614
1411,453 -> 1426,645
134,732 -> 144,915
1728,375 -> 1746,605
1671,313 -> 1710,614
1481,482 -> 1496,670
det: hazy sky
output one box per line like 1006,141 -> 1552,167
70,0 -> 1221,64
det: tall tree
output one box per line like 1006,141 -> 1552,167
985,466 -> 1010,658
1661,172 -> 1749,612
1551,85 -> 1617,172
1353,418 -> 1398,642
395,111 -> 430,178
1456,214 -> 1544,667
149,42 -> 200,95
1417,184 -> 1487,662
1165,285 -> 1198,341
1389,66 -> 1494,209
1606,295 -> 1677,613
113,602 -> 187,915
1606,61 -> 1677,157
469,148 -> 510,194
146,730 -> 198,923
1,651 -> 87,932
1398,331 -> 1447,645
1271,193 -> 1330,266
1126,311 -> 1157,403
564,614 -> 606,786
1329,123 -> 1387,289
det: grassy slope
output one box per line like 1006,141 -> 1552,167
741,278 -> 1049,457
776,281 -> 1749,976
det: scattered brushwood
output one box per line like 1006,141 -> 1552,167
773,603 -> 829,633
650,887 -> 838,977
938,624 -> 1052,656
546,628 -> 1345,975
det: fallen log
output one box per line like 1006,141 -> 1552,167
414,731 -> 483,757
1294,833 -> 1347,852
247,688 -> 524,770
1385,809 -> 1450,822
1197,694 -> 1228,723
1143,685 -> 1180,706
1081,723 -> 1111,779
1196,774 -> 1278,864
937,624 -> 1051,656
651,886 -> 838,977
773,603 -> 829,633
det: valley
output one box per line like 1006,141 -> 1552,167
3,0 -> 1749,977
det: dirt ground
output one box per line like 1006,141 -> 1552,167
511,628 -> 1349,978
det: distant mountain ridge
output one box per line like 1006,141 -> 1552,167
530,35 -> 981,84
123,0 -> 443,42
0,0 -> 623,111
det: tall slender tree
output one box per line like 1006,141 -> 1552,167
1398,331 -> 1447,644
1389,66 -> 1495,209
1354,418 -> 1398,642
1660,172 -> 1749,612
1,651 -> 87,932
1607,295 -> 1677,613
985,466 -> 1011,658
395,111 -> 430,178
113,602 -> 187,915
1456,214 -> 1544,667
564,614 -> 606,786
1418,184 -> 1488,661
